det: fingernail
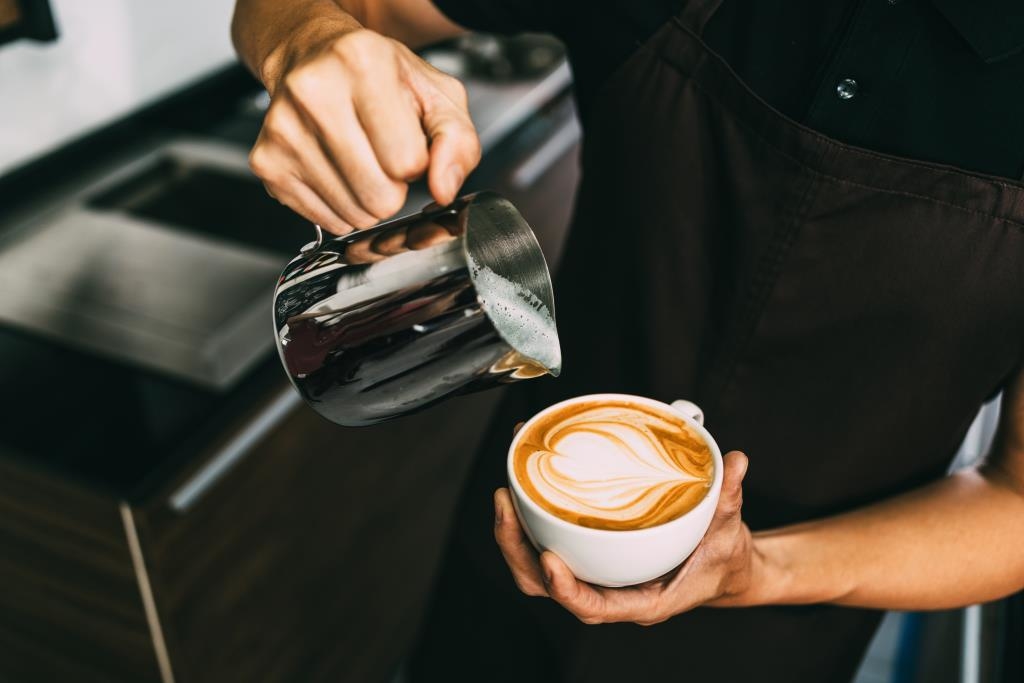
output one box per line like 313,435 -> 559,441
495,498 -> 504,526
543,564 -> 553,585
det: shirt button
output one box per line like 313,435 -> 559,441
836,78 -> 859,100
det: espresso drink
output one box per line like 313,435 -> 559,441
512,400 -> 714,530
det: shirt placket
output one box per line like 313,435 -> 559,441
804,0 -> 921,146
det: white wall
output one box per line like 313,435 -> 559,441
0,0 -> 237,176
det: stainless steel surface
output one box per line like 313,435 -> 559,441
952,398 -> 1002,683
419,45 -> 572,156
962,604 -> 982,683
454,34 -> 565,80
0,139 -> 285,389
273,191 -> 560,426
465,61 -> 573,152
511,116 -> 582,189
169,387 -> 301,512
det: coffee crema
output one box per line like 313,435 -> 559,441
512,400 -> 714,530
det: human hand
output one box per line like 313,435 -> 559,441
494,451 -> 759,625
249,28 -> 480,235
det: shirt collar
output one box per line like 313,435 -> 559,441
931,0 -> 1024,63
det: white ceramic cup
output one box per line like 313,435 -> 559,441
506,393 -> 724,587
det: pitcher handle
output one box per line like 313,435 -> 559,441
301,224 -> 325,254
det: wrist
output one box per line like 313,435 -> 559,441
744,533 -> 794,605
744,527 -> 858,606
710,535 -> 789,607
704,531 -> 791,608
260,15 -> 361,93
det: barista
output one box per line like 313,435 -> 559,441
231,1 -> 1024,680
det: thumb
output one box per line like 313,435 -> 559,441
412,75 -> 481,205
714,451 -> 748,520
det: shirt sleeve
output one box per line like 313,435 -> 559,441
430,0 -> 569,36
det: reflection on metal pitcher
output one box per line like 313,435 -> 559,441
273,191 -> 561,426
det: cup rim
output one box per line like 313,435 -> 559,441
506,393 -> 725,538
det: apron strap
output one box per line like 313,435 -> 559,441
675,0 -> 725,36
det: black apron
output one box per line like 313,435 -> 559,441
410,1 -> 1024,680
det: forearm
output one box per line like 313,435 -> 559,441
745,463 -> 1024,610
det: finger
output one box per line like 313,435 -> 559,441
294,146 -> 381,231
285,69 -> 408,223
250,134 -> 354,236
540,552 -> 607,623
258,99 -> 380,230
713,451 -> 749,522
411,73 -> 480,205
424,107 -> 479,205
541,552 -> 663,625
494,489 -> 548,597
350,48 -> 430,181
274,176 -> 356,236
512,421 -> 526,437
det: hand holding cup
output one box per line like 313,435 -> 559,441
494,394 -> 758,625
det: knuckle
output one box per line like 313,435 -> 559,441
332,30 -> 383,72
284,68 -> 311,98
260,114 -> 290,146
723,500 -> 743,518
247,145 -> 270,177
248,145 -> 283,185
494,522 -> 516,545
384,147 -> 429,179
445,121 -> 481,166
513,578 -> 543,597
443,77 -> 469,109
462,129 -> 482,165
283,67 -> 323,102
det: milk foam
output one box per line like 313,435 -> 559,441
515,404 -> 713,529
469,258 -> 562,373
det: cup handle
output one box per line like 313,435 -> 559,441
670,399 -> 704,425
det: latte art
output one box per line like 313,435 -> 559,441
513,400 -> 714,530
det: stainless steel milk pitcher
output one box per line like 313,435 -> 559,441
273,191 -> 561,426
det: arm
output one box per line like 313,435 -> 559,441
231,0 -> 478,235
751,367 -> 1024,611
494,366 -> 1024,624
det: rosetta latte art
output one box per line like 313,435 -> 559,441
513,400 -> 714,530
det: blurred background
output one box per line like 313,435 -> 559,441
0,1 -> 1018,682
